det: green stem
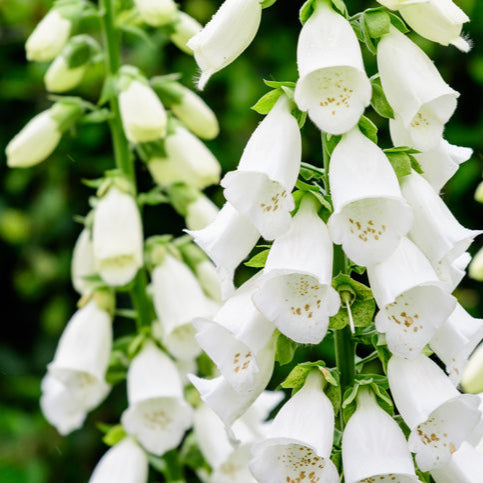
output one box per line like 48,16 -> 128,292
100,0 -> 152,329
162,449 -> 184,482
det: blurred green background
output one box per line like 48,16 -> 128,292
0,0 -> 482,481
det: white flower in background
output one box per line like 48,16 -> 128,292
430,304 -> 483,385
119,80 -> 167,143
388,354 -> 481,471
47,300 -> 112,412
171,86 -> 219,140
185,194 -> 219,231
430,441 -> 483,483
121,342 -> 193,456
294,0 -> 371,135
253,195 -> 340,344
188,202 -> 260,299
475,181 -> 483,204
148,124 -> 221,189
169,12 -> 202,54
195,259 -> 223,302
328,128 -> 413,266
377,0 -> 426,7
342,389 -> 419,483
133,0 -> 177,27
151,253 -> 218,360
367,237 -> 456,359
469,247 -> 483,282
401,172 -> 481,287
250,371 -> 339,483
93,187 -> 143,286
187,0 -> 262,89
377,26 -> 459,151
461,344 -> 483,394
25,10 -> 72,62
221,94 -> 301,240
89,437 -> 148,483
379,0 -> 470,52
71,227 -> 96,295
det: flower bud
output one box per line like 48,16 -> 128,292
169,12 -> 202,54
461,344 -> 483,394
71,227 -> 96,295
185,194 -> 219,231
133,0 -> 177,27
475,181 -> 483,204
469,247 -> 483,282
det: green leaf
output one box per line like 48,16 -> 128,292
137,188 -> 169,206
281,361 -> 337,393
388,12 -> 409,34
385,151 -> 412,178
363,8 -> 390,39
260,0 -> 278,8
300,162 -> 325,181
102,425 -> 126,446
358,115 -> 378,144
251,89 -> 282,115
325,134 -> 342,155
409,154 -> 424,174
370,76 -> 394,119
275,332 -> 298,366
263,80 -> 296,89
119,23 -> 155,47
244,249 -> 270,268
81,108 -> 112,124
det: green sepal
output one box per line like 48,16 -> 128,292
119,23 -> 155,47
150,76 -> 185,107
362,8 -> 390,40
370,75 -> 394,119
372,334 -> 392,373
325,133 -> 342,156
179,432 -> 211,474
165,183 -> 200,215
244,248 -> 270,268
275,331 -> 298,366
263,80 -> 296,89
49,100 -> 84,132
388,11 -> 409,34
300,162 -> 325,182
251,89 -> 283,115
64,35 -> 99,69
102,424 -> 126,446
358,115 -> 378,144
300,0 -> 348,24
81,108 -> 113,124
330,448 -> 342,473
260,0 -> 278,8
148,455 -> 167,474
384,146 -> 423,178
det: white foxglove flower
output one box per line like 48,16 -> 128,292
121,342 -> 193,456
170,12 -> 202,54
171,86 -> 219,139
250,371 -> 339,483
438,251 -> 471,291
93,187 -> 143,286
148,124 -> 221,189
342,389 -> 419,483
188,202 -> 260,299
390,117 -> 472,192
461,344 -> 483,394
401,172 -> 481,285
186,194 -> 219,231
89,437 -> 148,483
388,354 -> 481,471
133,0 -> 177,27
187,0 -> 262,89
368,237 -> 456,359
430,304 -> 483,385
431,441 -> 483,483
328,128 -> 413,266
253,196 -> 340,344
119,80 -> 167,143
26,10 -> 71,62
47,300 -> 111,411
378,26 -> 459,151
71,227 -> 96,295
469,247 -> 483,282
151,253 -> 218,360
221,95 -> 301,240
195,259 -> 223,302
294,0 -> 371,135
377,0 -> 427,7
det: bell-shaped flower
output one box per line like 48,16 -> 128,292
294,0 -> 371,135
25,9 -> 72,62
47,300 -> 112,411
169,11 -> 202,54
221,95 -> 301,240
377,26 -> 459,151
92,187 -> 143,286
119,79 -> 167,143
133,0 -> 177,27
469,247 -> 483,282
121,341 -> 193,456
342,389 -> 419,483
328,128 -> 413,266
253,195 -> 340,344
401,172 -> 481,287
250,371 -> 339,483
187,0 -> 262,89
187,202 -> 260,299
388,354 -> 481,471
367,237 -> 456,359
148,124 -> 221,189
89,437 -> 148,483
151,253 -> 218,360
185,194 -> 219,231
71,227 -> 96,295
461,344 -> 483,394
430,304 -> 483,385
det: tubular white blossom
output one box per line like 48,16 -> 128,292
221,95 -> 301,240
151,253 -> 218,360
187,0 -> 262,89
388,354 -> 481,471
194,258 -> 223,302
328,128 -> 413,266
185,194 -> 219,231
119,80 -> 167,143
377,26 -> 459,151
250,371 -> 339,483
461,344 -> 483,394
121,342 -> 193,456
367,237 -> 456,359
342,389 -> 419,483
88,437 -> 148,483
469,247 -> 483,282
71,227 -> 96,295
187,202 -> 260,299
253,195 -> 340,344
377,0 -> 427,7
294,0 -> 371,135
47,300 -> 112,411
26,10 -> 71,62
170,12 -> 202,54
133,0 -> 177,27
45,56 -> 87,93
92,187 -> 143,287
430,304 -> 483,385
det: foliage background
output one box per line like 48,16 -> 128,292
0,0 -> 482,481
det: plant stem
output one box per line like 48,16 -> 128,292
163,449 -> 184,482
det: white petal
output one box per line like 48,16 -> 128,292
195,259 -> 223,302
45,56 -> 86,93
133,0 -> 177,27
212,444 -> 256,483
71,227 -> 96,295
461,344 -> 483,394
169,12 -> 202,54
186,194 -> 219,231
469,247 -> 483,282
